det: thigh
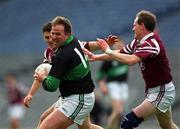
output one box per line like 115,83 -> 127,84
155,107 -> 175,129
133,99 -> 156,119
40,108 -> 74,129
78,115 -> 103,129
46,102 -> 57,113
57,93 -> 95,125
78,116 -> 91,129
41,103 -> 56,120
111,99 -> 124,113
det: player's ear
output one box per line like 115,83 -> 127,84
65,32 -> 71,37
141,23 -> 146,30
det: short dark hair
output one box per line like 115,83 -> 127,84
51,16 -> 72,34
4,71 -> 17,80
136,10 -> 156,32
42,22 -> 52,33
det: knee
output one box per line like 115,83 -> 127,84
112,111 -> 123,121
10,119 -> 20,129
159,122 -> 178,129
112,107 -> 123,117
78,121 -> 91,129
121,111 -> 144,129
78,124 -> 91,129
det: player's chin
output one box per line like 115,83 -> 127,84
55,42 -> 61,47
134,34 -> 137,39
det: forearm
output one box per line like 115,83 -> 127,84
28,79 -> 41,96
108,51 -> 141,65
96,37 -> 136,64
88,41 -> 100,51
95,53 -> 113,61
88,41 -> 122,51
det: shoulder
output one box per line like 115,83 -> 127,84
121,39 -> 138,54
45,47 -> 53,52
65,37 -> 82,53
43,47 -> 53,63
44,47 -> 53,56
142,34 -> 161,53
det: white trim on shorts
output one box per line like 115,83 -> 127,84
55,92 -> 95,125
145,81 -> 175,113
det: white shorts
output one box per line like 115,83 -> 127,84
107,81 -> 129,101
8,104 -> 25,119
55,92 -> 95,125
145,81 -> 175,113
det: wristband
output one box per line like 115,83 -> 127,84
105,47 -> 113,54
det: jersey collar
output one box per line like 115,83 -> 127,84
140,32 -> 154,44
64,35 -> 74,46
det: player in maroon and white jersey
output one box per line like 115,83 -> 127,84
42,22 -> 57,64
5,73 -> 28,129
121,33 -> 172,89
84,10 -> 179,129
23,22 -> 57,129
24,22 -> 54,107
43,47 -> 54,64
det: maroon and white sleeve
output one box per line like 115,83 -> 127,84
43,48 -> 53,63
120,39 -> 137,54
134,39 -> 160,59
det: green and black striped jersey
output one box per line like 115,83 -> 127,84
42,35 -> 95,96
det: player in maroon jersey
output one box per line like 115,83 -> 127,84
23,22 -> 57,128
5,72 -> 28,129
23,22 -> 55,107
84,10 -> 179,129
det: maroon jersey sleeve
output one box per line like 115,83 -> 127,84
120,39 -> 137,54
43,47 -> 53,63
134,39 -> 160,60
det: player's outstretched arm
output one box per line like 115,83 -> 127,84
83,48 -> 112,61
87,35 -> 122,51
97,38 -> 142,65
23,79 -> 41,108
23,63 -> 50,108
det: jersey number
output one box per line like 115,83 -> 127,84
74,48 -> 87,68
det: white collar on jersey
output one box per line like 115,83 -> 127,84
140,32 -> 154,45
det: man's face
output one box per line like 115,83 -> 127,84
132,17 -> 143,40
51,24 -> 69,47
43,31 -> 56,50
5,75 -> 16,85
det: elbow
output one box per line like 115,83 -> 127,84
127,62 -> 135,66
42,84 -> 58,92
42,79 -> 58,92
126,59 -> 138,66
126,55 -> 141,65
